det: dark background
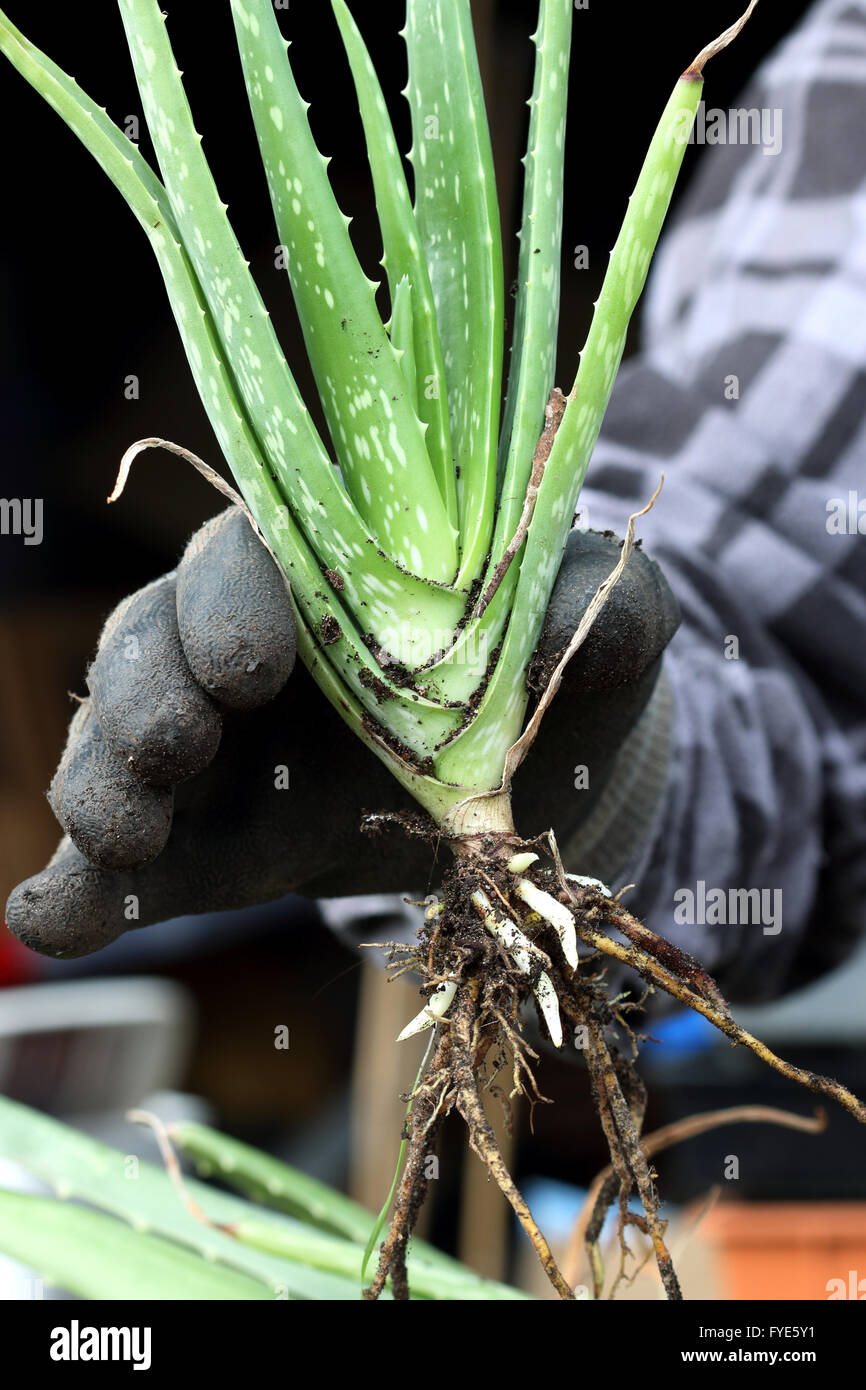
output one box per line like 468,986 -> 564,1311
0,1 -> 833,1291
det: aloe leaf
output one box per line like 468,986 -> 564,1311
229,0 -> 457,582
0,1100 -> 526,1301
416,0 -> 573,706
0,15 -> 295,582
265,528 -> 462,753
113,0 -> 361,574
233,1218 -> 529,1300
389,275 -> 418,409
169,1120 -> 460,1274
171,1119 -> 377,1246
170,1125 -> 528,1299
435,74 -> 706,788
0,1191 -> 272,1300
496,0 -> 571,537
0,6 -> 464,686
0,11 -> 466,758
292,615 -> 485,825
404,0 -> 504,588
0,1097 -> 372,1299
331,0 -> 457,530
116,0 -> 461,618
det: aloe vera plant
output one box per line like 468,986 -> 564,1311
0,0 -> 691,821
8,0 -> 863,1302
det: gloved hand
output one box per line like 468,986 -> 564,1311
5,507 -> 679,958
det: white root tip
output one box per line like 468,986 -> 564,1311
515,879 -> 579,972
470,889 -> 548,975
396,980 -> 457,1041
533,972 -> 563,1048
566,873 -> 611,897
507,851 -> 539,874
470,888 -> 561,1041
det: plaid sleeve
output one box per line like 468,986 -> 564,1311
573,0 -> 866,1002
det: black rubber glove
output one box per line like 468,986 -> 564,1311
5,508 -> 679,958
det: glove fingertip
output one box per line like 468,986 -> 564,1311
89,574 -> 222,785
5,845 -> 133,959
49,702 -> 174,870
538,528 -> 681,693
177,508 -> 296,710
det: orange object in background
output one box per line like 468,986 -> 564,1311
702,1203 -> 866,1301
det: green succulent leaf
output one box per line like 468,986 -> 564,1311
479,0 -> 572,620
418,0 -> 573,709
389,275 -> 419,410
167,1121 -> 529,1298
0,1098 -> 529,1301
168,1121 -> 492,1282
332,0 -> 457,530
1,0 -> 744,816
0,0 -> 478,775
435,74 -> 706,787
229,0 -> 458,583
170,1119 -> 379,1247
404,0 -> 505,588
0,1190 -> 273,1300
0,1096 -> 370,1298
234,1217 -> 528,1300
115,0 -> 464,664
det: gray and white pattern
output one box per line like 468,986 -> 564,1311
580,0 -> 866,1002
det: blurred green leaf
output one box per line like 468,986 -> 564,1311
0,1097 -> 370,1299
0,1190 -> 271,1300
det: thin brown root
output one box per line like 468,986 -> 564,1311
583,1046 -> 635,1298
364,1029 -> 451,1301
364,829 -> 861,1303
588,895 -> 728,1014
563,1102 -> 828,1288
576,900 -> 866,1125
127,1109 -> 219,1231
586,1022 -> 681,1300
451,990 -> 576,1301
499,477 -> 664,786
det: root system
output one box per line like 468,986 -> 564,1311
363,831 -> 866,1302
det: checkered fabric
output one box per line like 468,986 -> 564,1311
575,0 -> 866,1002
324,0 -> 866,1005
